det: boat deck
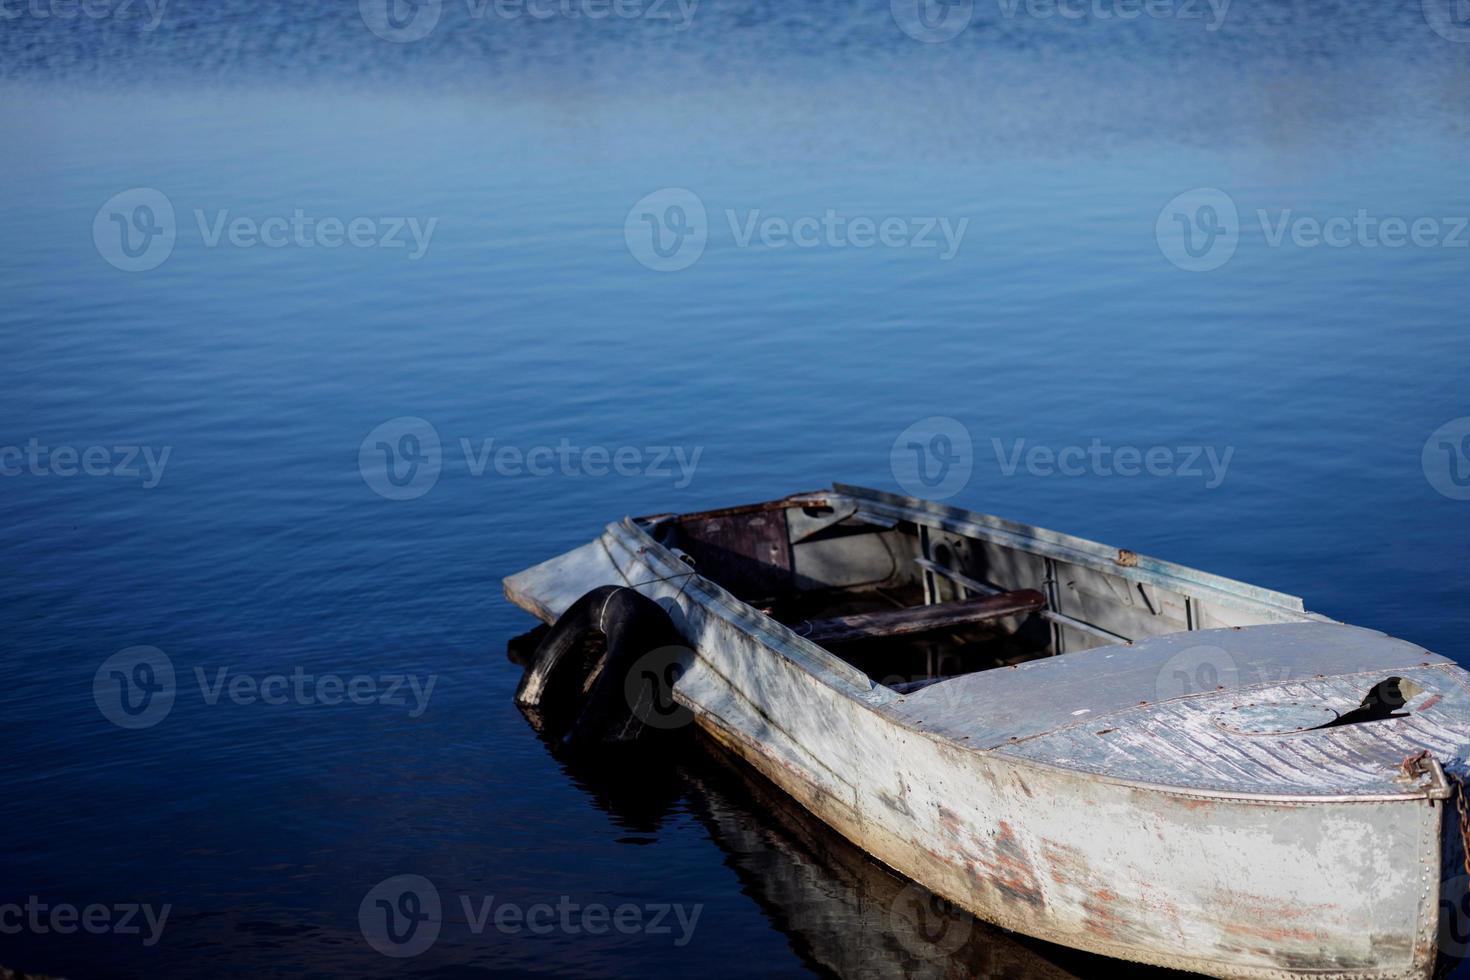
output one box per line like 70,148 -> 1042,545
887,622 -> 1470,798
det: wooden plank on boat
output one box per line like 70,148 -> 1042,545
914,557 -> 1130,646
798,590 -> 1046,645
679,508 -> 794,600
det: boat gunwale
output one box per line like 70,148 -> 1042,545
832,482 -> 1319,620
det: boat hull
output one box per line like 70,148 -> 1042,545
505,513 -> 1453,979
691,678 -> 1443,979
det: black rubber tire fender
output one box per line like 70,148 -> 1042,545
515,585 -> 688,745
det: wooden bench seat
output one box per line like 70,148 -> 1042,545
795,590 -> 1047,646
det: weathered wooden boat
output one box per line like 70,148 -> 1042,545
504,484 -> 1470,979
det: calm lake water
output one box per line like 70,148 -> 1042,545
3,1 -> 1470,976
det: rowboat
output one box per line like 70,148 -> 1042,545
503,484 -> 1470,978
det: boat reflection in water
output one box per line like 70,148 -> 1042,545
509,629 -> 1187,980
681,744 -> 1148,980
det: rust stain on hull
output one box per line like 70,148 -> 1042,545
1082,887 -> 1126,942
965,821 -> 1045,911
1216,895 -> 1336,947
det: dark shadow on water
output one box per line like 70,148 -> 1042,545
504,624 -> 549,670
508,624 -> 689,835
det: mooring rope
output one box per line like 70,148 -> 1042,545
598,535 -> 699,603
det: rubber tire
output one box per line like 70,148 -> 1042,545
515,586 -> 686,746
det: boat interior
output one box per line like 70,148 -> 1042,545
639,490 -> 1304,693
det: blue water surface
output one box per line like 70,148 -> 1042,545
3,1 -> 1470,976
